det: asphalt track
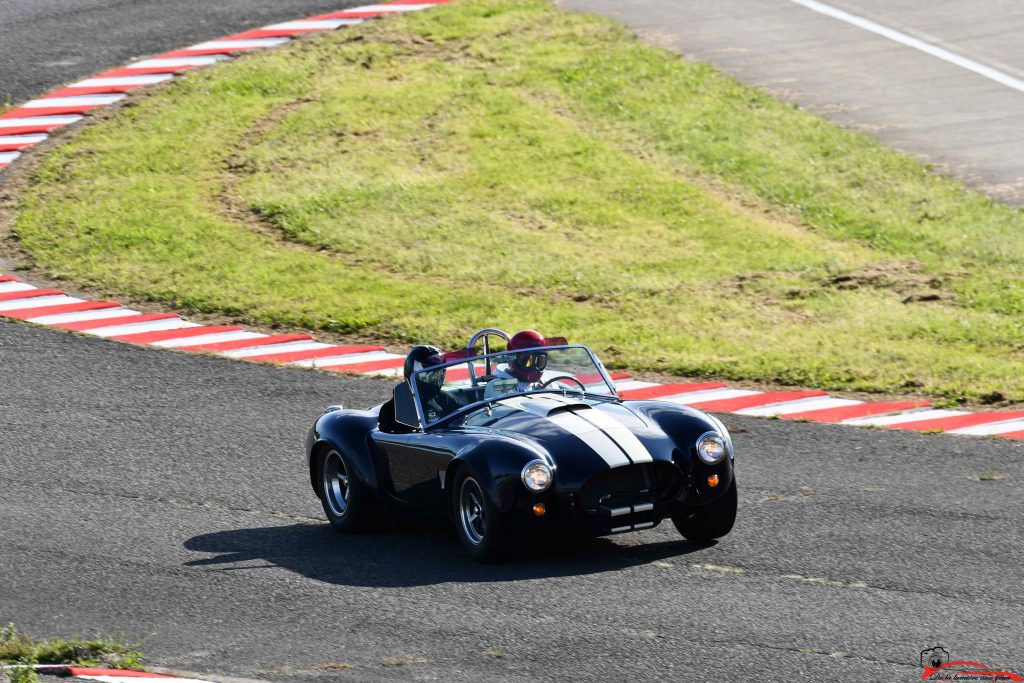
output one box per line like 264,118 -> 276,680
1,1 -> 1023,681
562,0 -> 1024,205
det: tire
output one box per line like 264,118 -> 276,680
451,470 -> 515,562
319,448 -> 389,533
671,478 -> 737,542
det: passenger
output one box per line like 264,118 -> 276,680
484,330 -> 549,399
405,345 -> 461,423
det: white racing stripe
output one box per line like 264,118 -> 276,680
572,407 -> 654,464
545,410 -> 632,468
789,0 -> 1024,94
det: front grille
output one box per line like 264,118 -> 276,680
578,462 -> 680,513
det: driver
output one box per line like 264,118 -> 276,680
484,330 -> 549,399
404,345 -> 461,423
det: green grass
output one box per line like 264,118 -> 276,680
10,0 -> 1024,401
0,624 -> 143,670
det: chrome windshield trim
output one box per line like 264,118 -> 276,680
411,344 -> 619,429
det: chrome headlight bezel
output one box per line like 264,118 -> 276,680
695,431 -> 727,465
521,460 -> 553,492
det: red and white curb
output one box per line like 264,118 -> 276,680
3,270 -> 1024,440
1,666 -> 211,683
0,1 -> 451,169
1,0 -> 1023,441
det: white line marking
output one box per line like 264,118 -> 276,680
86,319 -> 198,337
612,379 -> 662,391
125,56 -> 228,69
71,75 -> 174,87
28,308 -> 137,325
346,4 -> 436,11
0,115 -> 83,129
222,340 -> 333,358
739,397 -> 861,417
0,152 -> 22,164
291,350 -> 398,367
75,676 -> 217,683
151,330 -> 266,348
0,134 -> 48,145
0,295 -> 84,311
789,0 -> 1024,94
23,95 -> 125,108
664,388 -> 762,405
0,282 -> 36,293
262,19 -> 355,30
184,38 -> 290,50
948,419 -> 1024,436
842,409 -> 970,427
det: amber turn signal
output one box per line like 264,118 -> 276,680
532,503 -> 547,516
707,474 -> 720,488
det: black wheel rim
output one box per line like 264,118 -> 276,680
323,450 -> 350,517
459,477 -> 486,546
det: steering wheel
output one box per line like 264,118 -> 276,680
539,376 -> 587,393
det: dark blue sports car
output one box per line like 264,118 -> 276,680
305,329 -> 737,561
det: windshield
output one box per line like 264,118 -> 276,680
412,345 -> 616,426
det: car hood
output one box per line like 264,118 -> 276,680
464,393 -> 673,470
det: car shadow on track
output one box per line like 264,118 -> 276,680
182,522 -> 711,587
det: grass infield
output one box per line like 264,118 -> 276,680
9,0 -> 1024,402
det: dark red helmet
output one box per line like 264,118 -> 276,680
508,330 -> 548,383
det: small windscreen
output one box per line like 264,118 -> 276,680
413,346 -> 615,425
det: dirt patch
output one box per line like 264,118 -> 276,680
822,261 -> 958,304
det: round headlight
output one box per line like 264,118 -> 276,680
696,432 -> 727,465
521,460 -> 553,492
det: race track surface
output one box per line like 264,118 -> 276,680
2,1 -> 1023,680
562,0 -> 1024,205
2,319 -> 1022,681
0,0 -> 364,106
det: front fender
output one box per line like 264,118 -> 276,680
444,434 -> 549,517
627,400 -> 735,505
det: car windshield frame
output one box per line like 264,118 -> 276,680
409,344 -> 619,429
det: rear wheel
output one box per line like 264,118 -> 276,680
320,448 -> 388,533
452,470 -> 514,562
671,478 -> 737,542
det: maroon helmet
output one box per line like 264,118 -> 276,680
508,330 -> 548,383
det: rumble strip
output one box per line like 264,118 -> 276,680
1,0 -> 1024,441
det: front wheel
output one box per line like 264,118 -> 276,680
451,470 -> 515,562
671,478 -> 737,542
319,448 -> 388,533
